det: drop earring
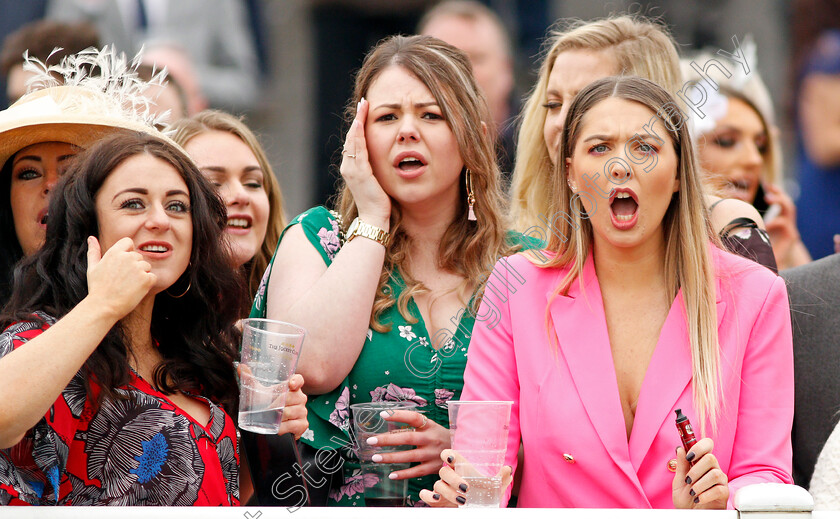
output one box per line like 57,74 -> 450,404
466,169 -> 476,221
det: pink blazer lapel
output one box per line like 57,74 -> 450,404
546,255 -> 641,485
628,278 -> 728,469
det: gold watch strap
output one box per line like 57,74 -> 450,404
347,217 -> 390,247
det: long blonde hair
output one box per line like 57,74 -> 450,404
169,110 -> 287,299
543,76 -> 721,430
510,15 -> 683,232
337,35 -> 517,331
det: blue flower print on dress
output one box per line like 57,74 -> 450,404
130,433 -> 169,483
72,388 -> 204,505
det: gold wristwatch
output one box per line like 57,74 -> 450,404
346,217 -> 390,247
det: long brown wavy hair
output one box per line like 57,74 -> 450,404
336,35 -> 517,331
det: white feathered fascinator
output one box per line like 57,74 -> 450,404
0,45 -> 183,168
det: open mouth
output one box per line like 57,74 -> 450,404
609,190 -> 639,228
398,157 -> 425,171
139,244 -> 170,253
393,152 -> 427,175
37,209 -> 48,229
227,217 -> 252,230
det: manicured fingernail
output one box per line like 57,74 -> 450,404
366,437 -> 378,445
433,493 -> 440,500
694,496 -> 700,504
388,472 -> 398,480
686,451 -> 696,462
689,489 -> 695,497
459,483 -> 468,492
447,456 -> 454,464
685,476 -> 692,484
371,454 -> 383,462
456,496 -> 466,505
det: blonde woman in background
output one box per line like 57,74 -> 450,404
683,48 -> 811,270
170,111 -> 287,302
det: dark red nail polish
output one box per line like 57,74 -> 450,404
433,493 -> 440,500
694,496 -> 700,504
686,451 -> 696,463
447,456 -> 454,464
459,483 -> 468,492
689,489 -> 695,497
456,496 -> 466,505
685,476 -> 692,484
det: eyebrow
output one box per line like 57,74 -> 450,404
201,165 -> 263,174
14,153 -> 77,164
112,188 -> 189,201
583,134 -> 614,143
582,133 -> 661,143
374,101 -> 438,110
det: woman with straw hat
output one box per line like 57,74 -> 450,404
0,47 -> 175,304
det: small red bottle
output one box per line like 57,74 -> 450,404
675,408 -> 698,463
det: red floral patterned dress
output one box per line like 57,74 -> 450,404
0,315 -> 239,506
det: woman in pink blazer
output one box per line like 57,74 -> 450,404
420,76 -> 794,509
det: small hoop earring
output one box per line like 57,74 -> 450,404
167,280 -> 191,298
465,169 -> 476,221
167,263 -> 192,298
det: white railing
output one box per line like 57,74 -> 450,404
2,484 -> 839,518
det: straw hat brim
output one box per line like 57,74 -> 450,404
0,87 -> 185,169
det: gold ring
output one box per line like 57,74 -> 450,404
346,154 -> 356,159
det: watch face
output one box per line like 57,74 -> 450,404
348,219 -> 359,235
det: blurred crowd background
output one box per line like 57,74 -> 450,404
0,0 -> 809,217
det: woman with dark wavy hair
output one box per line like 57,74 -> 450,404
0,131 -> 246,505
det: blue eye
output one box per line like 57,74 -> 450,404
15,168 -> 40,181
120,198 -> 144,210
167,201 -> 189,213
589,144 -> 609,154
638,143 -> 657,155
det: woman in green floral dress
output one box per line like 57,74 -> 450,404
250,35 -> 538,506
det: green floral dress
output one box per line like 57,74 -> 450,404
250,206 -> 539,506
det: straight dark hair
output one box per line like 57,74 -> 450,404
1,132 -> 245,410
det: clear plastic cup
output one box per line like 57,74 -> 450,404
350,401 -> 419,506
448,401 -> 513,508
238,318 -> 305,434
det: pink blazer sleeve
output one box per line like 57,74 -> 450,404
461,257 -> 522,506
726,274 -> 794,508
